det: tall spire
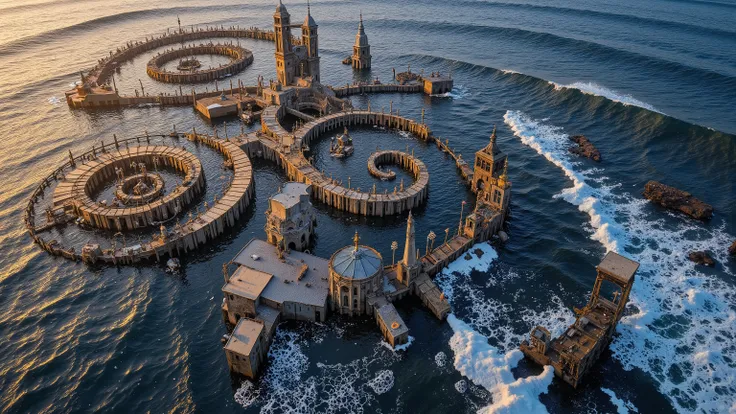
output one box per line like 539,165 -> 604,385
307,0 -> 310,15
353,230 -> 360,252
402,211 -> 417,267
358,11 -> 365,33
490,124 -> 497,145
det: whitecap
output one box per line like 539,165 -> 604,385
447,315 -> 554,414
550,81 -> 663,114
505,110 -> 736,413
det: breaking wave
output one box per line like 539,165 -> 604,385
504,109 -> 736,413
550,81 -> 663,113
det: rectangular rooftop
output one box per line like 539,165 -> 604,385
225,318 -> 263,356
223,267 -> 273,300
597,251 -> 639,284
232,239 -> 329,308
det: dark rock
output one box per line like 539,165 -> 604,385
568,135 -> 601,162
688,251 -> 715,267
729,240 -> 736,256
642,181 -> 713,220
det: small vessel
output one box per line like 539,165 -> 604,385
329,127 -> 354,158
342,57 -> 352,65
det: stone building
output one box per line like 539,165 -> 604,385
328,231 -> 383,316
351,14 -> 371,70
520,252 -> 639,388
273,0 -> 320,86
222,238 -> 329,326
464,125 -> 512,241
265,182 -> 316,252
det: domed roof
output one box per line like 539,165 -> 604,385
330,231 -> 382,280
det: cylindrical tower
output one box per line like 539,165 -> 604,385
329,231 -> 383,316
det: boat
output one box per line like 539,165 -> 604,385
329,127 -> 354,158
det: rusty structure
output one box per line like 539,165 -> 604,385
520,251 -> 639,388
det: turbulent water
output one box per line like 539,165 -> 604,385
0,0 -> 734,413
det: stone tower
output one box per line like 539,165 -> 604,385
301,2 -> 320,82
274,0 -> 297,86
351,13 -> 371,70
265,182 -> 316,252
398,211 -> 421,286
472,125 -> 507,194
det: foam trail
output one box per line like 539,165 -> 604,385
551,81 -> 663,114
435,243 -> 558,413
448,315 -> 554,414
504,110 -> 736,413
601,388 -> 638,413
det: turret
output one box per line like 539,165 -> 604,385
351,13 -> 371,70
398,211 -> 420,286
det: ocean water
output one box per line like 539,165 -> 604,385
0,0 -> 734,413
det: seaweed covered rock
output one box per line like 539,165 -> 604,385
643,181 -> 713,220
569,135 -> 601,162
688,251 -> 715,267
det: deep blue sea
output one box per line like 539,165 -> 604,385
0,0 -> 734,413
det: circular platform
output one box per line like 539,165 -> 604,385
115,173 -> 165,205
53,146 -> 204,230
146,44 -> 253,84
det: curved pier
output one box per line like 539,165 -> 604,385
146,44 -> 253,84
26,134 -> 255,264
52,146 -> 205,231
259,109 -> 432,216
366,150 -> 422,181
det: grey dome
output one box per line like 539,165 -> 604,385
331,245 -> 382,280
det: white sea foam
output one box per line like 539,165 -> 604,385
551,81 -> 663,114
47,96 -> 62,105
379,335 -> 414,352
500,69 -> 520,75
448,315 -> 554,414
367,370 -> 394,395
431,84 -> 470,99
504,110 -> 736,413
234,325 -> 401,413
601,388 -> 638,413
435,243 -> 573,351
455,379 -> 468,393
435,351 -> 448,367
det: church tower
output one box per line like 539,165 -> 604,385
301,1 -> 320,82
274,0 -> 297,86
472,125 -> 507,194
398,211 -> 421,286
351,13 -> 371,70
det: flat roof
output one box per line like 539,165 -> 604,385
233,239 -> 329,308
598,252 -> 639,284
225,318 -> 263,356
376,303 -> 409,337
223,267 -> 273,300
271,182 -> 309,209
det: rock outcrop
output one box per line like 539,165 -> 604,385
688,251 -> 715,267
643,181 -> 713,220
729,240 -> 736,256
569,135 -> 601,162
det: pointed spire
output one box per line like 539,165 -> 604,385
500,157 -> 509,180
402,211 -> 417,267
307,0 -> 311,15
491,124 -> 497,145
353,230 -> 360,251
